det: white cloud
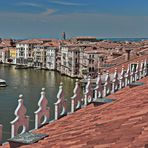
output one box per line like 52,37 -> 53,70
15,2 -> 56,16
16,2 -> 42,8
49,0 -> 84,6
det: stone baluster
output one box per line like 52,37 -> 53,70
55,82 -> 67,120
144,59 -> 147,76
0,124 -> 2,145
84,76 -> 93,106
71,79 -> 81,113
119,66 -> 126,89
130,65 -> 135,83
104,71 -> 111,97
125,65 -> 130,86
135,61 -> 139,81
112,68 -> 119,93
94,73 -> 103,100
10,95 -> 29,138
139,60 -> 144,79
34,88 -> 50,129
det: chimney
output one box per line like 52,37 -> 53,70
124,48 -> 132,61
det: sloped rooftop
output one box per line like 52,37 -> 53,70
3,76 -> 145,148
107,54 -> 148,73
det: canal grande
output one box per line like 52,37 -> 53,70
0,64 -> 75,142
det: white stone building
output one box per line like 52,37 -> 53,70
16,39 -> 49,66
46,44 -> 57,70
60,45 -> 86,78
33,44 -> 46,68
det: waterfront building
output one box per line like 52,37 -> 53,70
33,41 -> 58,69
45,42 -> 59,70
60,43 -> 107,78
16,39 -> 43,66
0,50 -> 2,63
2,47 -> 17,64
79,46 -> 106,78
56,46 -> 61,72
56,41 -> 71,72
1,48 -> 9,63
33,43 -> 46,68
0,39 -> 15,63
60,44 -> 86,78
9,48 -> 17,64
16,39 -> 53,66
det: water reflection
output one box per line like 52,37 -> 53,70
0,64 -> 75,142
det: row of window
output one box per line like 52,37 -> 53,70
89,67 -> 95,72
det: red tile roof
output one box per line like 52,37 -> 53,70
1,76 -> 147,148
96,41 -> 120,49
107,54 -> 148,73
17,39 -> 44,44
84,46 -> 108,54
42,42 -> 59,47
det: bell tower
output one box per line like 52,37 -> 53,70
62,32 -> 66,40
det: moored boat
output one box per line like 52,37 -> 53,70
15,65 -> 28,69
0,79 -> 7,87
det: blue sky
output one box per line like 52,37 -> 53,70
0,0 -> 148,39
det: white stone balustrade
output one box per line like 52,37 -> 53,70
112,68 -> 119,93
55,82 -> 67,120
10,95 -> 29,138
144,59 -> 147,76
125,65 -> 130,86
71,79 -> 81,113
84,76 -> 93,106
119,66 -> 126,89
130,65 -> 135,83
94,73 -> 103,99
0,124 -> 2,145
139,60 -> 144,79
104,71 -> 111,97
135,62 -> 139,81
34,88 -> 50,129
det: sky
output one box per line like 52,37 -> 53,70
0,0 -> 148,39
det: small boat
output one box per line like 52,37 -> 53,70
15,65 -> 28,69
0,79 -> 7,87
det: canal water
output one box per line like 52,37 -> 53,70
0,64 -> 75,142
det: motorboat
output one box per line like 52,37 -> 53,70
15,65 -> 28,69
0,79 -> 7,87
